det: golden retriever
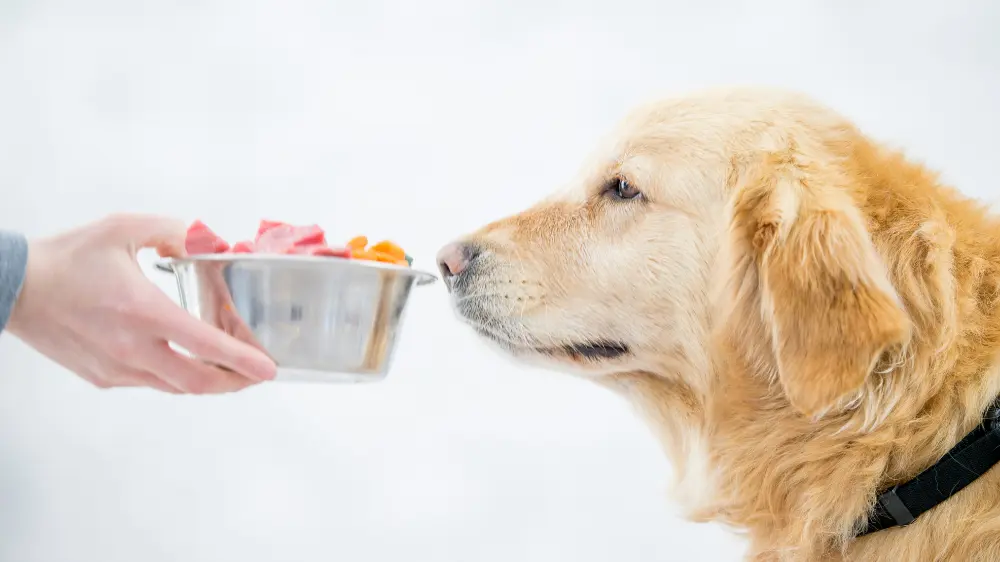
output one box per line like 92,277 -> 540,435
437,87 -> 1000,561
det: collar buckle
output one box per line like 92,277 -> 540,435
985,402 -> 1000,433
876,486 -> 915,527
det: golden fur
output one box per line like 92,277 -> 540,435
440,87 -> 1000,561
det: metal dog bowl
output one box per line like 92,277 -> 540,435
155,254 -> 437,383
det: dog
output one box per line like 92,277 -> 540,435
437,87 -> 1000,561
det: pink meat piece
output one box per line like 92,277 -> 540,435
254,224 -> 327,253
256,220 -> 287,238
231,240 -> 255,253
286,245 -> 351,257
309,246 -> 351,257
184,219 -> 349,260
185,220 -> 230,254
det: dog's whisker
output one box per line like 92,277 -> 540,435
455,291 -> 509,304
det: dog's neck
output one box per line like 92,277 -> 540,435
603,194 -> 1000,560
607,350 -> 1000,561
601,339 -> 720,520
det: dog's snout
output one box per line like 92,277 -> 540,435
437,242 -> 481,280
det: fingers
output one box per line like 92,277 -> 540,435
126,272 -> 277,382
153,302 -> 278,382
140,342 -> 261,394
99,213 -> 188,258
92,289 -> 273,394
86,342 -> 259,395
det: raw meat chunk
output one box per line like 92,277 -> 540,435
255,220 -> 286,238
182,219 -> 409,266
185,220 -> 230,254
231,240 -> 255,253
286,244 -> 351,257
255,223 -> 327,253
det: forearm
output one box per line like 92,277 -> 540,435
0,230 -> 28,334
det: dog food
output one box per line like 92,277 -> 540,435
185,220 -> 231,254
346,237 -> 411,266
184,220 -> 412,266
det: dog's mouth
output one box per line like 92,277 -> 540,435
471,323 -> 631,362
453,286 -> 631,363
542,341 -> 631,361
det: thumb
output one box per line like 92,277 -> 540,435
102,213 -> 189,258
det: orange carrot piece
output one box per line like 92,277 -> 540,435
370,240 -> 405,260
347,236 -> 368,251
351,248 -> 378,261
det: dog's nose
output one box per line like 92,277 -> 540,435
436,242 -> 480,279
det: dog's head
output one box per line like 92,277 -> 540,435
440,88 -> 911,417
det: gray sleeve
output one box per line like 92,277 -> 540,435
0,230 -> 29,334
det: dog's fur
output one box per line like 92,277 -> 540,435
440,87 -> 1000,561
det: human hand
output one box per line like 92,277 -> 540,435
7,214 -> 277,393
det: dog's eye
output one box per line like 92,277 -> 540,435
609,177 -> 642,201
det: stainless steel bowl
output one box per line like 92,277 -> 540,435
155,254 -> 437,382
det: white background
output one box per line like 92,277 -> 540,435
1,1 -> 997,561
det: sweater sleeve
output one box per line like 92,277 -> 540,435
0,230 -> 28,334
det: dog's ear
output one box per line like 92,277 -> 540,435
729,150 -> 910,417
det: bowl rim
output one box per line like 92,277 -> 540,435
156,254 -> 438,285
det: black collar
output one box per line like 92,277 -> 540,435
857,400 -> 1000,536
